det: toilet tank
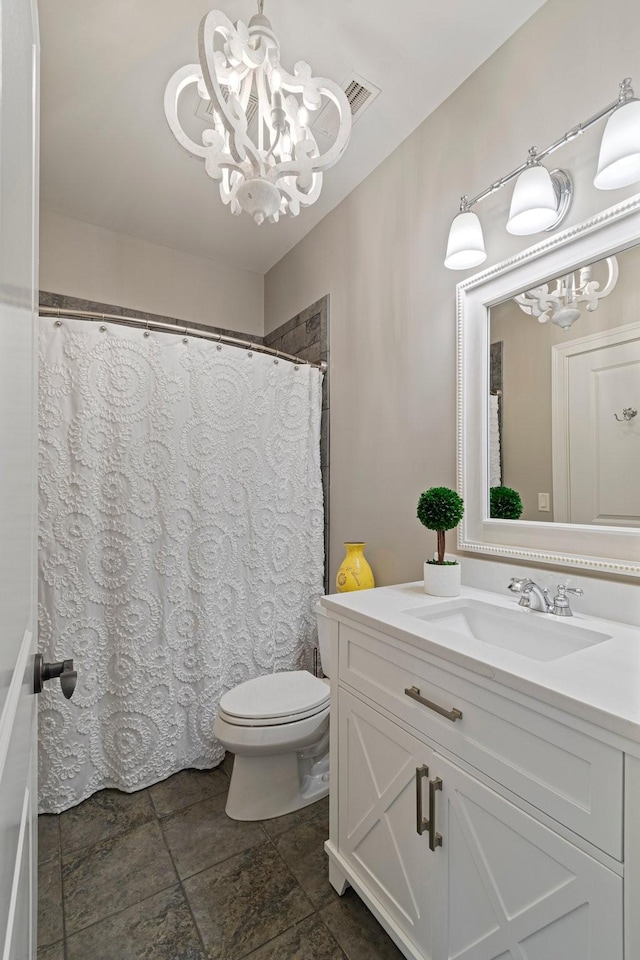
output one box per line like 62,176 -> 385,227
315,601 -> 332,677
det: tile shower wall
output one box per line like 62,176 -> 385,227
264,296 -> 330,594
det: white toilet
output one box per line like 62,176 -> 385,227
214,602 -> 332,821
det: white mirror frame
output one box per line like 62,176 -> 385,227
457,193 -> 640,577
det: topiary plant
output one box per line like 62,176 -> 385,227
490,485 -> 523,520
417,487 -> 464,565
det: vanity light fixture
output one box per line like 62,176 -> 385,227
444,202 -> 487,270
445,79 -> 640,269
164,0 -> 352,224
594,79 -> 640,189
506,149 -> 563,236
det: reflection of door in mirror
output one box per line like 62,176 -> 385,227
489,244 -> 640,525
552,323 -> 640,526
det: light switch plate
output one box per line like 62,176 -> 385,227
538,492 -> 550,512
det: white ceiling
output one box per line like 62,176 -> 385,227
39,0 -> 547,275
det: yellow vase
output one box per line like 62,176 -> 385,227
336,542 -> 375,593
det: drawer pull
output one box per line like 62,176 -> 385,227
428,777 -> 443,851
415,765 -> 429,835
405,685 -> 463,722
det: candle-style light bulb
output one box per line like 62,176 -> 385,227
271,68 -> 282,94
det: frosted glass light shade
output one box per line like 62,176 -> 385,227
444,211 -> 487,270
594,99 -> 640,190
506,164 -> 558,236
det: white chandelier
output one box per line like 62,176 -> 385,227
514,256 -> 619,330
164,1 -> 352,225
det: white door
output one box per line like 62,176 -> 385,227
432,754 -> 623,960
337,688 -> 436,958
0,0 -> 39,958
552,322 -> 640,525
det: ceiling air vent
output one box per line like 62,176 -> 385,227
311,73 -> 380,141
345,78 -> 375,117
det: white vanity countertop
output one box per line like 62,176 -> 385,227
321,583 -> 640,744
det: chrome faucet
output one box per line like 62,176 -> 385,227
508,578 -> 584,617
509,578 -> 552,612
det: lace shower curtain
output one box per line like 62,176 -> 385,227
37,316 -> 324,813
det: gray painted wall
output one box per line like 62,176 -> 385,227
264,0 -> 640,588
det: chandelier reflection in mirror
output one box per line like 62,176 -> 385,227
164,0 -> 352,225
514,257 -> 619,330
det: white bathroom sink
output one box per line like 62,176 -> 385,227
404,599 -> 611,662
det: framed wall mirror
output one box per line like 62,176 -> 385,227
457,195 -> 640,576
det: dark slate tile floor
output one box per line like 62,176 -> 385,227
38,757 -> 405,960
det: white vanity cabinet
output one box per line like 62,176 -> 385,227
326,614 -> 627,960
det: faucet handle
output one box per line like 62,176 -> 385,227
556,584 -> 584,597
508,577 -> 528,593
552,584 -> 584,617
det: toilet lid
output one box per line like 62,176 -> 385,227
219,671 -> 330,722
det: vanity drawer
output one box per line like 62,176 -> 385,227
338,622 -> 623,859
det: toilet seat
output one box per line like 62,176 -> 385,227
219,671 -> 330,727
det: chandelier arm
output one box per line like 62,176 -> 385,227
514,285 -> 565,318
200,10 -> 271,82
197,12 -> 255,141
513,294 -> 537,316
233,127 -> 268,176
164,66 -> 211,159
272,68 -> 351,171
572,257 -> 619,312
255,63 -> 274,156
216,158 -> 247,176
265,126 -> 282,160
277,171 -> 323,214
197,10 -> 276,176
599,256 -> 620,297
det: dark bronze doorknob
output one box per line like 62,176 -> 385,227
34,654 -> 77,699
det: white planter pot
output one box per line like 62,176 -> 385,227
423,561 -> 461,598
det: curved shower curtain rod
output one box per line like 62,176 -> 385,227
39,306 -> 327,371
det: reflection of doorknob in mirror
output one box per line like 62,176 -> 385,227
33,653 -> 77,699
613,406 -> 637,422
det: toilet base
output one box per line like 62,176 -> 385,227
225,749 -> 329,821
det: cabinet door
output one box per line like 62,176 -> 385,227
432,753 -> 623,960
337,688 -> 436,957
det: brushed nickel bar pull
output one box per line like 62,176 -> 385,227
415,765 -> 429,835
405,686 -> 463,722
428,777 -> 443,852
